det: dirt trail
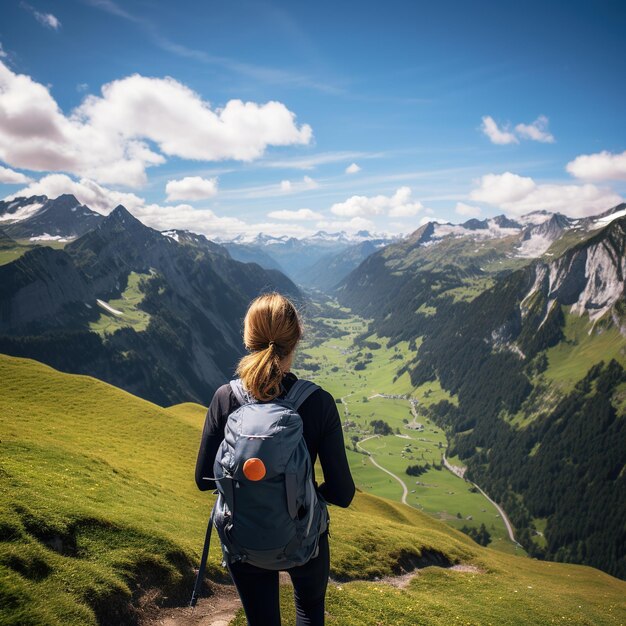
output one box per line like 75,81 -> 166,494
139,583 -> 241,626
141,564 -> 484,626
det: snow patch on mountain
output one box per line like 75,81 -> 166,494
0,201 -> 44,222
29,233 -> 72,242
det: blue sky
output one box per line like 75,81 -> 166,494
0,0 -> 625,238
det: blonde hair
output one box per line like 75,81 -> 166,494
236,293 -> 302,401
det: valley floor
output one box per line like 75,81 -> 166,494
297,299 -> 519,554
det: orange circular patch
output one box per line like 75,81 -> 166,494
243,457 -> 266,481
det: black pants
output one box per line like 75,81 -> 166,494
226,531 -> 330,626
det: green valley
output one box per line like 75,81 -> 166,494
1,352 -> 625,625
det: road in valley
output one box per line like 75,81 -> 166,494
356,434 -> 409,505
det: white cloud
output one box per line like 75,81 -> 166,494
267,208 -> 323,220
3,172 -> 314,239
0,165 -> 32,184
165,176 -> 218,201
566,150 -> 626,181
5,174 -> 145,214
470,172 -> 536,204
0,44 -> 7,59
469,171 -> 622,218
515,115 -> 555,143
482,114 -> 555,145
481,116 -> 519,145
331,186 -> 423,218
279,175 -> 318,194
419,216 -> 447,226
0,60 -> 312,188
315,217 -> 375,233
345,162 -> 361,174
455,202 -> 482,217
22,3 -> 61,30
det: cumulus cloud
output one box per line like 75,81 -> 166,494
455,202 -> 482,217
331,186 -> 423,218
3,172 -> 314,239
345,162 -> 361,174
515,115 -> 555,143
470,172 -> 536,204
481,116 -> 518,145
267,208 -> 323,220
21,3 -> 61,30
0,43 -> 7,58
0,60 -> 312,188
0,165 -> 32,184
165,176 -> 218,201
566,150 -> 626,182
5,174 -> 145,214
482,114 -> 555,145
469,171 -> 621,217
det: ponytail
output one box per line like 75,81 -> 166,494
236,293 -> 302,402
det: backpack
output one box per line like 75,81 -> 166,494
212,378 -> 329,570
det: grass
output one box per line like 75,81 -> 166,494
1,353 -> 625,625
88,271 -> 152,335
542,310 -> 626,392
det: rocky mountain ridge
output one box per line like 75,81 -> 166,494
0,202 -> 299,405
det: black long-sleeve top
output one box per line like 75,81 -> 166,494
194,372 -> 355,508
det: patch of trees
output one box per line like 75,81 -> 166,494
461,523 -> 491,546
406,463 -> 431,477
370,419 -> 393,436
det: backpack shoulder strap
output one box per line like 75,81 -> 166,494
284,379 -> 320,411
230,378 -> 255,406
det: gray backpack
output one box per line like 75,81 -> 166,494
212,378 -> 329,569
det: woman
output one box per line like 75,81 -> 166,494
195,292 -> 355,626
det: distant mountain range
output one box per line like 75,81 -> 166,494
337,203 -> 626,578
0,198 -> 298,406
221,229 -> 398,287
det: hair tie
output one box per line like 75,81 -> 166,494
268,341 -> 275,348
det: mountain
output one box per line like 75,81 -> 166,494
2,352 -> 624,625
299,237 -> 392,291
0,226 -> 17,247
0,194 -> 47,222
222,230 -> 394,286
0,202 -> 299,406
0,194 -> 104,240
337,207 -> 626,578
223,241 -> 287,272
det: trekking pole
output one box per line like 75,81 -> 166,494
189,506 -> 216,609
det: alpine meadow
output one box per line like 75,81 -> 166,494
1,1 -> 625,625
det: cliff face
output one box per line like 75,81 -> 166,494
520,216 -> 626,331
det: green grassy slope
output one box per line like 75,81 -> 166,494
1,353 -> 625,625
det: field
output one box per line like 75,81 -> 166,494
296,301 -> 517,553
1,352 -> 625,625
542,309 -> 626,391
88,271 -> 152,335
